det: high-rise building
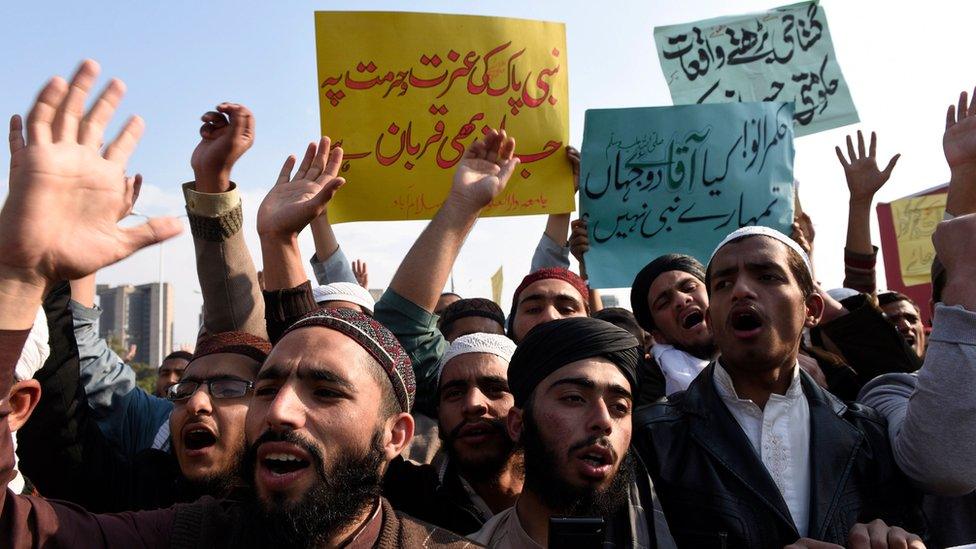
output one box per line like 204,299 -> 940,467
96,282 -> 174,368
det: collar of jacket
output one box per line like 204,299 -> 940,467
675,361 -> 863,539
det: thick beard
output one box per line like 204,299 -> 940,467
440,417 -> 520,483
519,406 -> 633,518
242,429 -> 386,549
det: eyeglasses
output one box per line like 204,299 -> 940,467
167,378 -> 254,401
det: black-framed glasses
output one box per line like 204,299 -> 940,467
167,377 -> 254,401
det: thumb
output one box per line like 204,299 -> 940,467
881,154 -> 901,179
497,157 -> 521,186
120,217 -> 183,257
311,177 -> 346,209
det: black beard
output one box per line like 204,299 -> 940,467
440,417 -> 519,483
520,406 -> 633,517
242,429 -> 385,549
671,340 -> 716,361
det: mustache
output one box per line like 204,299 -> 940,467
446,417 -> 508,441
248,430 -> 324,470
568,435 -> 617,461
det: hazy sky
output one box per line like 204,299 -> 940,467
1,0 -> 971,347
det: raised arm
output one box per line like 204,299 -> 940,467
308,202 -> 358,285
186,103 -> 266,338
0,59 -> 181,546
835,130 -> 900,293
530,145 -> 578,271
257,137 -> 346,342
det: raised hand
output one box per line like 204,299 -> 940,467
352,259 -> 369,289
448,129 -> 518,212
566,145 -> 581,192
835,130 -> 900,203
257,137 -> 345,239
190,103 -> 254,193
0,60 -> 181,290
944,87 -> 976,170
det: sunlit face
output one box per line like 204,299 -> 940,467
443,316 -> 505,342
512,279 -> 587,342
706,236 -> 822,373
156,356 -> 189,397
245,327 -> 408,506
510,358 -> 632,493
438,353 -> 515,476
882,299 -> 926,357
169,353 -> 260,485
647,271 -> 713,358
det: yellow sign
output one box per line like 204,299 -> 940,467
314,11 -> 574,223
491,265 -> 504,305
890,193 -> 946,286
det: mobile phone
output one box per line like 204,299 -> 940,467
547,516 -> 605,549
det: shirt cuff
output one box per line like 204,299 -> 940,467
182,181 -> 241,217
69,300 -> 102,323
930,303 -> 976,346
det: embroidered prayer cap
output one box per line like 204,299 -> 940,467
630,254 -> 706,332
192,331 -> 272,365
708,226 -> 813,277
282,307 -> 415,412
439,298 -> 506,334
507,268 -> 589,336
435,332 -> 517,382
312,282 -> 376,315
507,317 -> 640,408
15,308 -> 50,382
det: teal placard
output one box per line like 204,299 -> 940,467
654,0 -> 857,137
580,102 -> 795,289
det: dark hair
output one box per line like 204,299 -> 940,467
878,291 -> 920,313
362,354 -> 401,418
592,308 -> 644,343
439,298 -> 506,336
705,235 -> 815,297
630,254 -> 706,333
163,350 -> 193,363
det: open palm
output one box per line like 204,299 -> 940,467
449,129 -> 519,210
257,136 -> 345,238
945,88 -> 976,169
835,130 -> 899,202
1,60 -> 180,284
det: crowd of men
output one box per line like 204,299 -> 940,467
0,59 -> 974,548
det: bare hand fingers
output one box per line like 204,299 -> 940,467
311,177 -> 346,209
499,135 -> 516,162
199,111 -> 229,139
103,115 -> 145,164
834,146 -> 849,168
8,115 -> 25,155
218,103 -> 254,145
79,78 -> 126,148
295,142 -> 317,180
277,155 -> 297,185
881,154 -> 901,179
959,91 -> 969,122
869,131 -> 877,158
27,76 -> 69,145
464,136 -> 488,160
857,130 -> 866,158
497,155 -> 521,185
323,140 -> 344,181
305,136 -> 329,181
53,59 -> 99,142
846,134 -> 856,161
120,217 -> 183,259
947,105 -> 957,130
970,86 -> 976,117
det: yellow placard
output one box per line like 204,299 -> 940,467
890,193 -> 946,286
314,11 -> 574,223
491,265 -> 504,305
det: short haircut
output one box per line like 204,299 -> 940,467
163,350 -> 193,363
705,235 -> 815,297
362,354 -> 401,419
878,291 -> 920,313
592,308 -> 644,343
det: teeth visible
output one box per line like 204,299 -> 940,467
266,453 -> 300,462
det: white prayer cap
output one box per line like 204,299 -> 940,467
312,282 -> 375,315
15,308 -> 50,382
708,226 -> 813,277
436,333 -> 516,382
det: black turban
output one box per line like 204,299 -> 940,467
630,254 -> 705,333
508,317 -> 641,407
439,298 -> 506,334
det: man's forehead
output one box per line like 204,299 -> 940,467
519,278 -> 584,303
184,353 -> 260,378
440,353 -> 508,383
883,299 -> 918,315
710,235 -> 789,268
650,270 -> 700,295
541,358 -> 631,392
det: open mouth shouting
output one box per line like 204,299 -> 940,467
573,443 -> 615,481
729,305 -> 764,340
181,422 -> 219,458
456,421 -> 501,445
256,441 -> 314,493
679,307 -> 706,331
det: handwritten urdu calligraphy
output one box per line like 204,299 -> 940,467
889,193 -> 947,287
314,12 -> 574,223
580,102 -> 796,289
653,0 -> 857,137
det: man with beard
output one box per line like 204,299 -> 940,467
472,317 -> 656,548
386,333 -> 520,535
632,226 -> 926,545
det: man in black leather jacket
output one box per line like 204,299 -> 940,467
632,227 -> 926,547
